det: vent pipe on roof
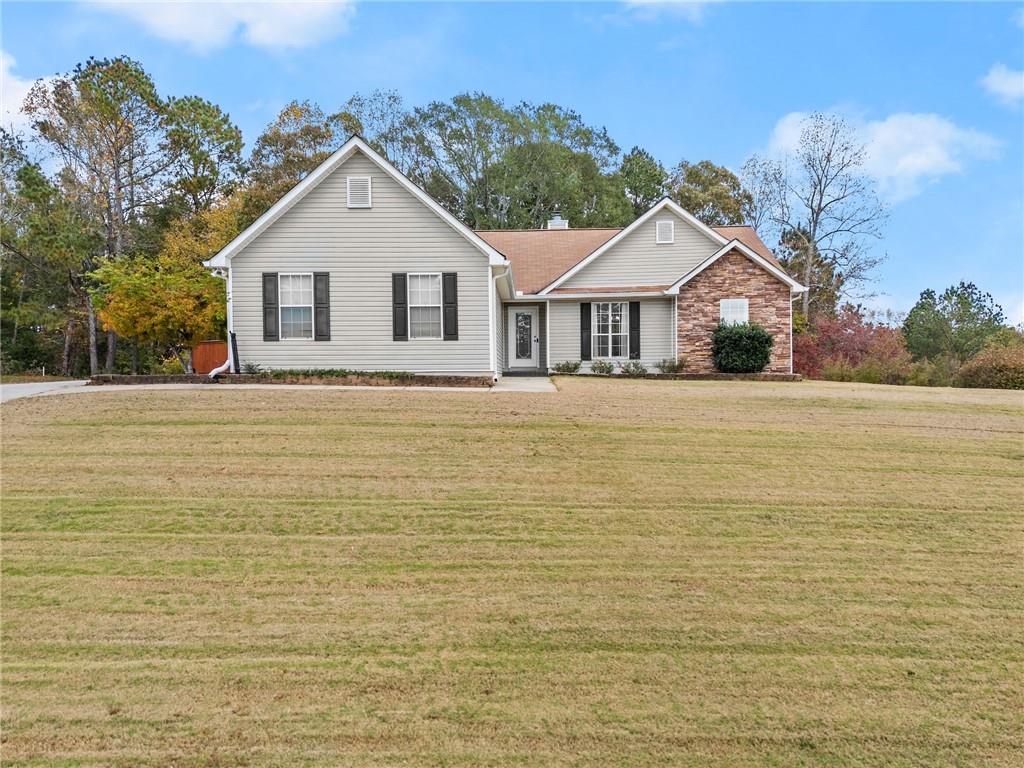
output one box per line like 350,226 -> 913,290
546,211 -> 569,230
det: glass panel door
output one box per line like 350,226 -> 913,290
515,312 -> 533,359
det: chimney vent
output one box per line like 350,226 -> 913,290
546,212 -> 569,230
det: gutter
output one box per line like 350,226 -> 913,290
208,267 -> 234,378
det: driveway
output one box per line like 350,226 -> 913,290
0,380 -> 89,403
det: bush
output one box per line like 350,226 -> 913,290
551,360 -> 581,374
268,368 -> 414,380
589,359 -> 615,375
821,359 -> 854,382
619,360 -> 647,377
655,358 -> 683,373
241,361 -> 262,374
956,344 -> 1024,389
712,323 -> 773,373
905,355 -> 958,387
156,355 -> 185,374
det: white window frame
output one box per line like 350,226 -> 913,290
655,220 -> 674,244
720,298 -> 749,325
592,301 -> 629,359
279,272 -> 315,341
407,272 -> 443,340
346,176 -> 372,208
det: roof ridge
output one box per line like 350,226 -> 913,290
474,227 -> 623,233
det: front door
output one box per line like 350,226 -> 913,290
508,306 -> 539,368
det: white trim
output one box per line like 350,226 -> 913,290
538,290 -> 666,300
672,294 -> 678,363
407,272 -> 443,340
664,239 -> 807,294
655,219 -> 674,244
538,198 -> 728,294
545,299 -> 551,372
789,294 -> 794,375
591,301 -> 630,360
507,305 -> 540,368
346,175 -> 372,208
278,272 -> 315,340
204,136 -> 507,269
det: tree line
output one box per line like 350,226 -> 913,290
2,55 -> 1014,382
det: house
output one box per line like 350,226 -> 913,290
204,136 -> 806,379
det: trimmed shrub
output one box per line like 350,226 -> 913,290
712,323 -> 773,373
269,368 -> 413,380
655,358 -> 684,373
551,360 -> 582,374
956,344 -> 1024,389
619,360 -> 647,377
589,360 -> 615,375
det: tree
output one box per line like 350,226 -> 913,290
903,283 -> 1006,362
163,95 -> 244,215
620,146 -> 667,218
776,225 -> 842,317
744,113 -> 887,318
411,93 -> 624,228
24,56 -> 176,373
336,89 -> 418,174
669,160 -> 751,226
1,131 -> 103,375
244,100 -> 345,224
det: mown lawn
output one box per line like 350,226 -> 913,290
1,378 -> 1022,766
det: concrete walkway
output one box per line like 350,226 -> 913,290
1,377 -> 557,402
0,379 -> 88,403
491,376 -> 557,392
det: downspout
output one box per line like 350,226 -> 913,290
209,267 -> 234,378
491,264 -> 511,380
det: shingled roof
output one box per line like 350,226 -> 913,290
475,224 -> 779,295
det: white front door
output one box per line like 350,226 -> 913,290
507,306 -> 539,368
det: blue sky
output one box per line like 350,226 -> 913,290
2,1 -> 1022,321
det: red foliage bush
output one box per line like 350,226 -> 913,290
795,305 -> 912,382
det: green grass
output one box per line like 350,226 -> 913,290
1,378 -> 1022,766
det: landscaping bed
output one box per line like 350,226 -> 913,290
89,372 -> 493,388
557,372 -> 802,382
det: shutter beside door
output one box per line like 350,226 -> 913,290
262,273 -> 279,341
629,301 -> 640,359
314,272 -> 330,341
580,302 -> 591,361
392,273 -> 408,341
442,272 -> 458,341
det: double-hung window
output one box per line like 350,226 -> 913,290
593,301 -> 628,358
408,273 -> 442,339
720,298 -> 749,325
279,273 -> 314,339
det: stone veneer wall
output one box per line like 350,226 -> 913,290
676,250 -> 793,373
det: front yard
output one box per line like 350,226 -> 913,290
1,378 -> 1022,766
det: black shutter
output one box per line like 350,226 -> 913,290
262,273 -> 279,341
314,272 -> 330,341
392,273 -> 408,341
629,301 -> 641,359
580,302 -> 591,361
442,272 -> 458,341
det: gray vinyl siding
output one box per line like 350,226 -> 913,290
493,293 -> 505,377
562,211 -> 719,289
230,151 -> 492,374
501,303 -> 546,370
548,298 -> 674,371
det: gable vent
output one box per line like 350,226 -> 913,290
546,212 -> 569,230
656,220 -> 674,244
347,176 -> 372,208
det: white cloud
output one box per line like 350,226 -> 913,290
0,51 -> 48,135
87,1 -> 356,52
622,0 -> 718,23
981,64 -> 1024,108
767,110 -> 1000,203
